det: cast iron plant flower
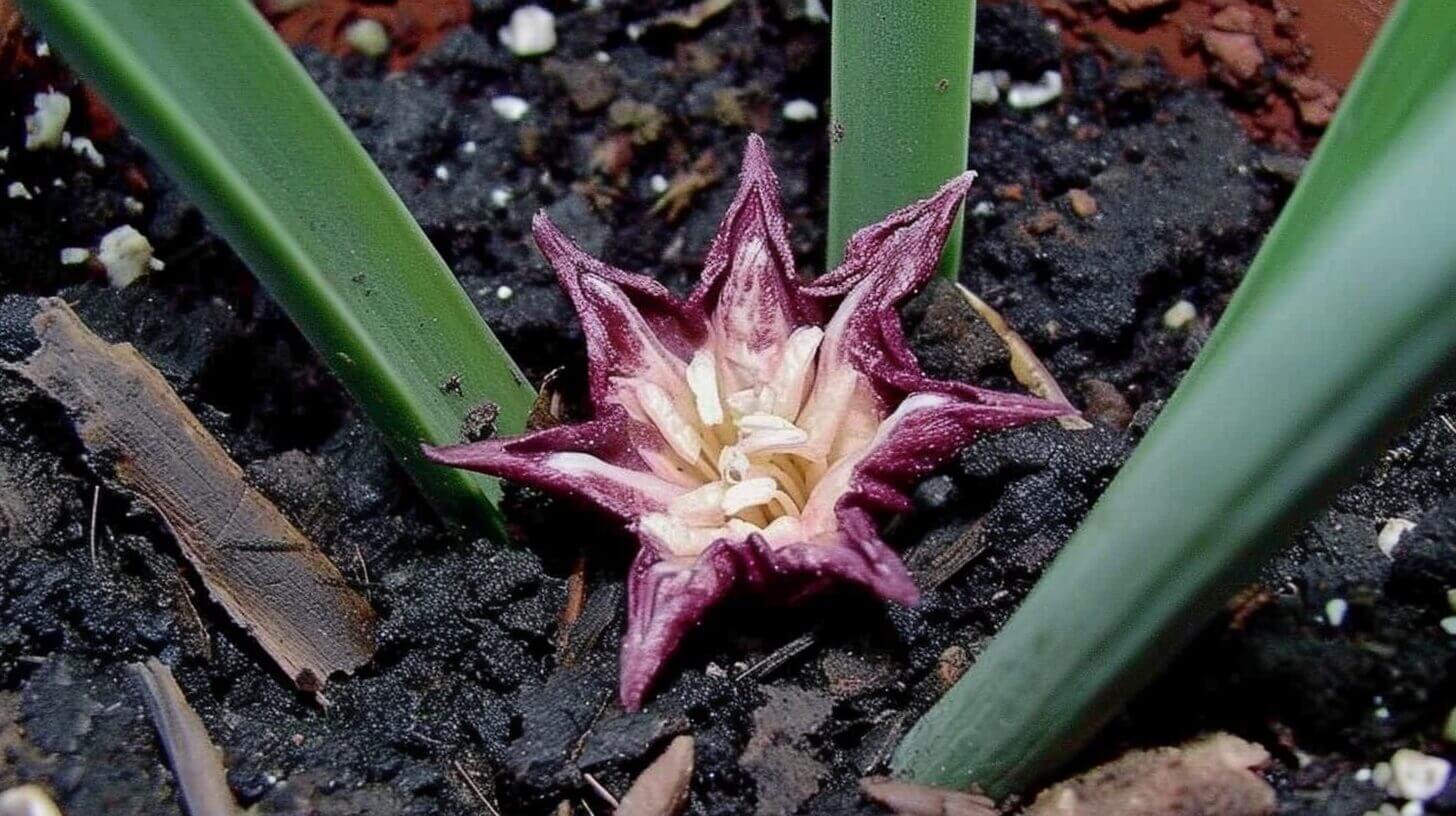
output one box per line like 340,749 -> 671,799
426,136 -> 1069,710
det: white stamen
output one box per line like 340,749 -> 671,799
722,478 -> 778,516
668,482 -> 728,526
718,446 -> 751,482
632,380 -> 704,464
769,325 -> 824,419
737,413 -> 810,455
686,349 -> 724,426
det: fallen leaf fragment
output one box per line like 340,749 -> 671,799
859,776 -> 996,816
644,0 -> 734,32
10,299 -> 375,693
130,659 -> 238,816
1024,733 -> 1277,816
616,735 -> 695,816
957,285 -> 1091,430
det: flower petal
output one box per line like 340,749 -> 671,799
422,407 -> 687,521
533,213 -> 705,408
689,135 -> 819,393
618,526 -> 917,710
800,391 -> 1070,537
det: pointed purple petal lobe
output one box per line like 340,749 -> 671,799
838,392 -> 1069,521
423,407 -> 686,521
533,214 -> 705,406
805,172 -> 1066,412
689,135 -> 819,388
619,523 -> 918,711
620,544 -> 735,711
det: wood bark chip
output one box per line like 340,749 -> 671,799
11,299 -> 375,693
616,735 -> 694,816
130,659 -> 239,816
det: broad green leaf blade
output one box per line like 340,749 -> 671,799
892,1 -> 1456,796
829,0 -> 973,278
19,0 -> 534,532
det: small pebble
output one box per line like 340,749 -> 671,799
650,174 -> 669,194
1391,749 -> 1451,801
491,95 -> 531,122
971,200 -> 994,217
970,71 -> 1000,105
434,165 -> 450,182
59,247 -> 90,265
7,182 -> 32,200
1067,188 -> 1098,218
1402,801 -> 1425,816
70,137 -> 105,168
1162,299 -> 1197,330
490,187 -> 513,208
1441,616 -> 1456,635
123,196 -> 145,215
1325,598 -> 1348,627
499,5 -> 557,57
1357,768 -> 1374,783
1007,70 -> 1063,109
805,0 -> 829,22
496,285 -> 514,301
35,39 -> 51,57
24,91 -> 71,150
782,99 -> 819,122
594,50 -> 611,63
343,18 -> 389,57
462,140 -> 478,155
97,225 -> 162,288
1378,518 -> 1417,557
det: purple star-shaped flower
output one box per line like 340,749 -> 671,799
426,136 -> 1069,710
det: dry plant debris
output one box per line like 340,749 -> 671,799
859,776 -> 996,816
615,735 -> 695,816
957,285 -> 1092,431
641,0 -> 736,33
10,299 -> 376,694
130,659 -> 238,816
1024,733 -> 1277,815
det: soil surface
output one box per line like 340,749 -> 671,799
1,2 -> 1452,815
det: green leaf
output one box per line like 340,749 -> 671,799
19,0 -> 534,533
829,0 -> 973,278
892,0 -> 1456,796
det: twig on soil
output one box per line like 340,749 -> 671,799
1441,414 -> 1456,440
735,630 -> 819,683
88,484 -> 100,568
130,659 -> 239,816
174,573 -> 212,659
583,773 -> 620,809
452,760 -> 501,816
10,299 -> 376,697
556,554 -> 589,664
906,518 -> 990,591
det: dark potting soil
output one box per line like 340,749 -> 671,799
1,2 -> 1453,814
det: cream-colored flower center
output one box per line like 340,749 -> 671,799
631,324 -> 836,557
